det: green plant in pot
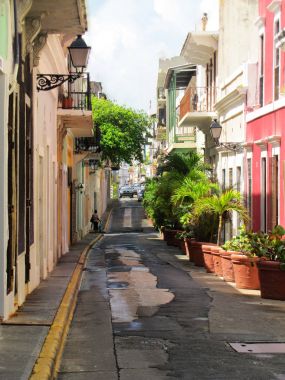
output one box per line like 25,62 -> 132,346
255,225 -> 285,300
222,225 -> 260,290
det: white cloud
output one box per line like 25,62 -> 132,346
86,0 -> 219,112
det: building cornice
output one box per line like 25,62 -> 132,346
268,135 -> 281,147
215,86 -> 246,113
246,97 -> 285,122
255,138 -> 268,150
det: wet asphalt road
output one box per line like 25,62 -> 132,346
57,199 -> 285,380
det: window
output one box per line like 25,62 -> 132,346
271,155 -> 279,228
261,157 -> 267,231
274,19 -> 280,100
236,166 -> 241,192
260,34 -> 264,106
222,169 -> 226,191
247,159 -> 252,219
229,168 -> 233,189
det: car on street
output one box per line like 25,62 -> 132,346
119,186 -> 134,198
137,188 -> 144,202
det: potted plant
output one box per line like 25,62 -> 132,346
222,226 -> 260,289
62,94 -> 73,109
255,225 -> 285,300
175,231 -> 193,256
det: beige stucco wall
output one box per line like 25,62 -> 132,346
218,0 -> 259,84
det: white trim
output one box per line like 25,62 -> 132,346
246,96 -> 285,122
255,16 -> 265,31
255,138 -> 268,150
260,154 -> 267,231
267,0 -> 282,14
246,150 -> 253,159
268,135 -> 281,147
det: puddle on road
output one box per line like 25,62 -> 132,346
105,245 -> 174,323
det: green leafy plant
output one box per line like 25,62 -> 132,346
250,225 -> 285,263
222,225 -> 256,256
192,189 -> 249,245
91,97 -> 152,165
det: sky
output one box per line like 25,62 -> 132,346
85,0 -> 219,113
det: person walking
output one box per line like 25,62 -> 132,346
90,209 -> 100,232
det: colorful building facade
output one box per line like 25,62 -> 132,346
246,0 -> 285,231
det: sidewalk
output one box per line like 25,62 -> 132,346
0,208 -> 112,380
158,246 -> 285,343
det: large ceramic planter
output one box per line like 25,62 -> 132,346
220,250 -> 235,282
185,238 -> 192,259
211,246 -> 223,277
231,253 -> 260,290
202,244 -> 216,273
180,238 -> 187,255
191,242 -> 215,267
164,229 -> 181,247
257,260 -> 285,300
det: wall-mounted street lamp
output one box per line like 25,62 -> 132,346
37,35 -> 91,91
210,119 -> 243,152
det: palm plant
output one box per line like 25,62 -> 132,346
192,189 -> 249,245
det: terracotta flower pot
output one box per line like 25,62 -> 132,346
164,229 -> 182,247
231,253 -> 260,290
211,246 -> 223,277
185,238 -> 192,259
62,97 -> 73,109
257,260 -> 285,300
220,250 -> 235,282
180,238 -> 188,255
191,242 -> 216,267
202,244 -> 216,273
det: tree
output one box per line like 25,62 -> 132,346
91,97 -> 152,165
192,189 -> 249,245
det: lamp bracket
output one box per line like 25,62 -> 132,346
37,72 -> 81,91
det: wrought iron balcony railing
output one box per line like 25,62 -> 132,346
59,72 -> 92,111
74,137 -> 98,154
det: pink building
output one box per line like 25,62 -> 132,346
246,0 -> 285,231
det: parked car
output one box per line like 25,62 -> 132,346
137,188 -> 144,202
119,186 -> 134,198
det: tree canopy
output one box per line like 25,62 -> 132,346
91,97 -> 152,165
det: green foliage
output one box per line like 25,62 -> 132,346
91,97 -> 152,165
222,225 -> 285,262
192,189 -> 249,245
143,151 -> 213,232
222,225 -> 256,256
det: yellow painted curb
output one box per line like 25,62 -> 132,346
29,206 -> 113,380
29,234 -> 102,380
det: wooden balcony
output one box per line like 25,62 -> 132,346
178,86 -> 217,133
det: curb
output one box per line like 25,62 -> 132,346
29,207 -> 112,380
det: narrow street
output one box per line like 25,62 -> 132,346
58,200 -> 285,380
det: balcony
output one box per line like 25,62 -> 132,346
57,73 -> 93,137
167,123 -> 196,153
178,86 -> 217,133
74,137 -> 98,154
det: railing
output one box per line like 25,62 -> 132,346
179,86 -> 217,120
59,72 -> 92,111
175,126 -> 195,137
74,137 -> 97,154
